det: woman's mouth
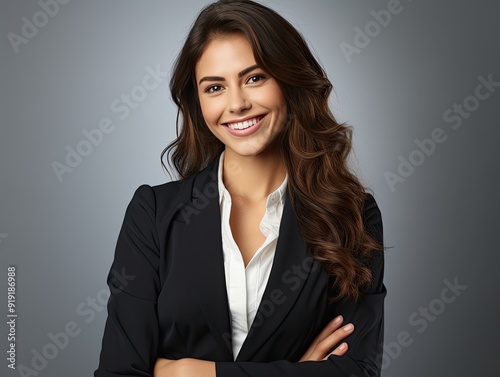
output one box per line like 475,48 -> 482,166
225,115 -> 264,130
223,115 -> 266,136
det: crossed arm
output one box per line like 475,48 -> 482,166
154,315 -> 355,376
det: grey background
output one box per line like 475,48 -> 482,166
1,0 -> 499,376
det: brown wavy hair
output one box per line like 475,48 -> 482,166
162,0 -> 382,302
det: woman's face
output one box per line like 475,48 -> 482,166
195,34 -> 287,158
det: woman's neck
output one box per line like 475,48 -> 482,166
222,147 -> 286,203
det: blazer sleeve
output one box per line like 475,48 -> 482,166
216,195 -> 386,377
94,185 -> 161,377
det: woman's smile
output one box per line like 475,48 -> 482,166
223,114 -> 266,136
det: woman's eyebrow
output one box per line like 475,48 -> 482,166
198,64 -> 260,85
238,64 -> 260,78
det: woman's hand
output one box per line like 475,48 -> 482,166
299,315 -> 354,362
154,358 -> 175,376
154,357 -> 215,377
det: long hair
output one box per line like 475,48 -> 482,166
162,0 -> 382,302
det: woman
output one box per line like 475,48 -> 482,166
95,1 -> 385,376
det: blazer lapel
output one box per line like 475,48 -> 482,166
236,194 -> 313,361
174,158 -> 234,360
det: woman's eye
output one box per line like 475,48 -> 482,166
205,85 -> 222,93
247,74 -> 267,84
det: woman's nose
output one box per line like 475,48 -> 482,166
228,88 -> 251,113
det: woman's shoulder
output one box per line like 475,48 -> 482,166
129,178 -> 193,217
129,163 -> 216,222
130,178 -> 186,201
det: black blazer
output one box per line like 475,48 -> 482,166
94,155 -> 386,377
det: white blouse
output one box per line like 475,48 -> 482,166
217,152 -> 288,359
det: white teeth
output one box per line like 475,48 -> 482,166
227,117 -> 260,130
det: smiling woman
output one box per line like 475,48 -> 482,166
94,1 -> 386,376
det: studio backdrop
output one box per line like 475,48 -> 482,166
1,1 -> 498,376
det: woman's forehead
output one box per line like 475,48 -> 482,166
195,35 -> 258,79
